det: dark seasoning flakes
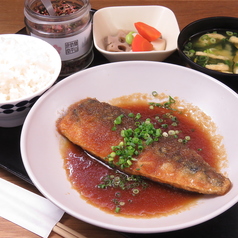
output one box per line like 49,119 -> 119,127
33,0 -> 81,16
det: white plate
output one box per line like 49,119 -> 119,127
21,61 -> 238,233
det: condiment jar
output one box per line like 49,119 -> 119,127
24,0 -> 94,76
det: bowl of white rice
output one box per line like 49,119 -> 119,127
0,34 -> 61,127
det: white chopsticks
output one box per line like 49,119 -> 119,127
53,222 -> 87,238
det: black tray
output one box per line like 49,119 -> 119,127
1,28 -> 238,238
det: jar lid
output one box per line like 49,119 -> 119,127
24,0 -> 91,25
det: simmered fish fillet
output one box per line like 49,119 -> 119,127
57,98 -> 231,195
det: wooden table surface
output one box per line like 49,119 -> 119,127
1,0 -> 238,237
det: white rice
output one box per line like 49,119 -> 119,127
0,35 -> 57,102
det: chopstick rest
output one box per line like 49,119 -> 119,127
0,178 -> 86,238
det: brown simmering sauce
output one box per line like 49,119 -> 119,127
60,96 -> 225,218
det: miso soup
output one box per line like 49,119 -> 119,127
183,30 -> 238,74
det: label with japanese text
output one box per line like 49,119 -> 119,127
31,23 -> 92,61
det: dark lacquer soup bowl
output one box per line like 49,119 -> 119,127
177,16 -> 238,90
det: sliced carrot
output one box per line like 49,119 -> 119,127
134,22 -> 162,42
131,34 -> 154,52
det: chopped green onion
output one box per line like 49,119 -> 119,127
149,96 -> 176,110
152,91 -> 158,96
132,188 -> 140,194
115,206 -> 120,213
226,31 -> 233,36
210,38 -> 216,44
98,173 -> 148,213
114,114 -> 124,125
107,96 -> 186,169
200,34 -> 209,41
168,130 -> 175,135
162,132 -> 168,137
135,113 -> 141,120
185,136 -> 191,141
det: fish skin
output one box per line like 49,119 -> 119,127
57,98 -> 231,195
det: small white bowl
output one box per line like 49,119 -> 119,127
93,6 -> 180,62
0,34 -> 61,128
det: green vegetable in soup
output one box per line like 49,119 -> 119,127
183,31 -> 238,74
233,51 -> 238,74
193,33 -> 225,48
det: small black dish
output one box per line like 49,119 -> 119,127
177,16 -> 238,91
